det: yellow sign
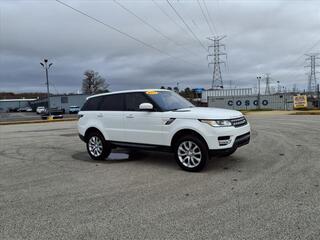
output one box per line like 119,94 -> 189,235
293,95 -> 307,109
145,91 -> 159,95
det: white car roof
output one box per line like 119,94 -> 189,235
87,89 -> 171,99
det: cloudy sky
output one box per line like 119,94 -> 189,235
0,0 -> 320,93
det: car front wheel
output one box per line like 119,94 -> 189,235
174,135 -> 208,172
86,132 -> 111,160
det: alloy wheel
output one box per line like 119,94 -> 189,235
88,136 -> 103,157
177,141 -> 202,168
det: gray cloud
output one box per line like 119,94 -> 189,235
0,0 -> 320,93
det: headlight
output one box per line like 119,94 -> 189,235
199,119 -> 232,127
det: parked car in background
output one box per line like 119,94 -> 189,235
78,89 -> 251,172
17,107 -> 32,112
41,108 -> 64,120
8,107 -> 19,112
36,106 -> 46,114
69,105 -> 80,114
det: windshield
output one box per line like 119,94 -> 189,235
147,91 -> 194,111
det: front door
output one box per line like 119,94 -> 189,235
123,92 -> 165,145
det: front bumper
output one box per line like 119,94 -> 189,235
79,134 -> 86,142
233,132 -> 250,148
204,122 -> 251,150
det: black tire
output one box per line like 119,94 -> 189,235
86,131 -> 111,160
174,135 -> 208,172
217,147 -> 237,157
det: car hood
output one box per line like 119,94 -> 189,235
166,107 -> 243,119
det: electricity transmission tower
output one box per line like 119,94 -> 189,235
207,35 -> 227,89
265,73 -> 272,95
305,53 -> 320,93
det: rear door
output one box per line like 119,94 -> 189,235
99,94 -> 125,142
123,92 -> 165,145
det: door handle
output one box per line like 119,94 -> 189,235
126,114 -> 134,118
97,113 -> 103,118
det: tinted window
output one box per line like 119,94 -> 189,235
125,93 -> 152,111
81,96 -> 102,111
100,94 -> 124,111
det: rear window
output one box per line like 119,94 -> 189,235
81,94 -> 125,111
81,96 -> 103,111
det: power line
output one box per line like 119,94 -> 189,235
152,0 -> 191,38
113,0 -> 175,44
166,0 -> 207,52
196,0 -> 213,35
202,0 -> 218,34
275,38 -> 320,86
55,0 -> 192,65
113,0 -> 201,57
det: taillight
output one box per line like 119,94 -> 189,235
78,114 -> 84,119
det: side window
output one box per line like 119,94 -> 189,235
125,93 -> 152,111
81,96 -> 102,111
100,94 -> 124,111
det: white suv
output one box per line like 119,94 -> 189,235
78,89 -> 250,171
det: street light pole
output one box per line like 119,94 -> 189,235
257,76 -> 261,110
40,59 -> 53,113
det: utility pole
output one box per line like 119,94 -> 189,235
264,73 -> 271,95
277,81 -> 281,93
292,84 -> 297,93
207,35 -> 227,89
317,84 -> 320,109
305,53 -> 320,93
40,59 -> 53,112
257,76 -> 261,109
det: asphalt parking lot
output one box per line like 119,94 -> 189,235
1,115 -> 319,239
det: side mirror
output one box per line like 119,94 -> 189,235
139,103 -> 153,111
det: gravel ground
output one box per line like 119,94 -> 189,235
0,115 -> 319,239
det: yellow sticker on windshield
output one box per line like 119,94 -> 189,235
146,91 -> 159,95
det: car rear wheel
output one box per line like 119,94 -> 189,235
174,135 -> 208,172
86,131 -> 111,160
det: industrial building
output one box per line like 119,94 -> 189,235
207,93 -> 295,110
30,94 -> 88,112
0,94 -> 88,113
202,88 -> 319,110
0,98 -> 37,112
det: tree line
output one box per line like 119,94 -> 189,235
82,69 -> 198,99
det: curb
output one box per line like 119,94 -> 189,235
0,118 -> 78,125
289,112 -> 320,115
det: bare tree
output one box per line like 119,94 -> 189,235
82,70 -> 109,94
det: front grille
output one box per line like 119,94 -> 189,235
230,117 -> 247,128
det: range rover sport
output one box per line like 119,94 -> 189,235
78,89 -> 250,172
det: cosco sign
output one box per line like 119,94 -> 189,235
227,99 -> 269,106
